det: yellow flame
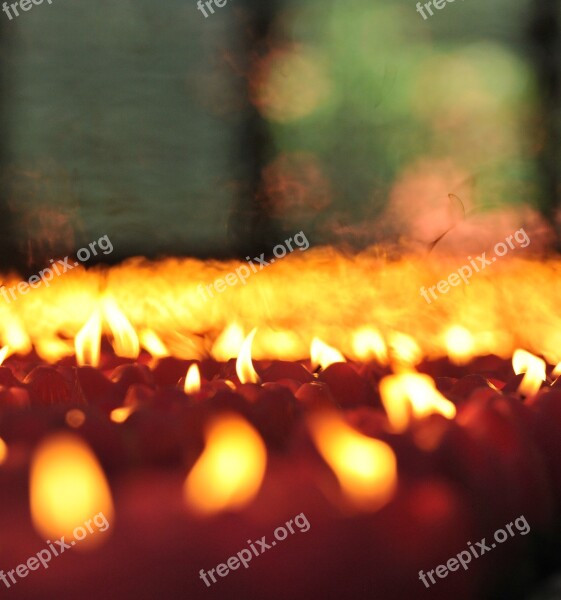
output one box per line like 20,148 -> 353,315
139,329 -> 169,358
444,325 -> 475,366
75,310 -> 102,367
0,346 -> 9,366
30,433 -> 114,546
102,295 -> 140,359
0,437 -> 8,465
212,323 -> 245,361
236,328 -> 261,384
183,413 -> 267,515
3,320 -> 31,356
110,406 -> 134,424
387,332 -> 422,367
553,361 -> 561,379
379,372 -> 456,433
512,349 -> 546,398
307,411 -> 397,511
184,363 -> 202,394
310,338 -> 346,371
352,327 -> 388,364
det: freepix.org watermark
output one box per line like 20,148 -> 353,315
416,0 -> 465,21
0,512 -> 110,589
199,512 -> 311,587
420,228 -> 530,304
2,0 -> 53,21
197,231 -> 310,302
0,234 -> 114,305
419,515 -> 530,589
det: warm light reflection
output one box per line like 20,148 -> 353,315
512,349 -> 546,398
307,411 -> 397,511
65,409 -> 86,429
183,414 -> 267,515
102,295 -> 140,359
30,433 -> 114,546
75,310 -> 102,367
236,328 -> 261,384
444,326 -> 475,365
310,338 -> 346,371
110,406 -> 134,424
0,437 -> 8,465
352,327 -> 388,364
184,363 -> 202,394
379,372 -> 456,433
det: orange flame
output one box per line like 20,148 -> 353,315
139,328 -> 169,359
184,363 -> 202,394
444,325 -> 475,366
310,338 -> 346,371
379,372 -> 456,433
308,411 -> 397,511
75,310 -> 102,367
512,349 -> 546,398
183,413 -> 267,515
236,328 -> 261,384
30,433 -> 114,546
212,323 -> 245,361
387,332 -> 422,367
553,361 -> 561,379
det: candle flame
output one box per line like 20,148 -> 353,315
310,338 -> 346,371
30,433 -> 114,546
184,363 -> 202,394
102,295 -> 140,359
379,372 -> 456,433
212,323 -> 245,361
512,349 -> 546,398
0,437 -> 8,465
0,345 -> 9,366
236,328 -> 261,384
553,361 -> 561,379
351,327 -> 388,364
387,332 -> 422,367
183,413 -> 267,515
444,325 -> 475,366
139,329 -> 169,359
75,310 -> 102,367
307,411 -> 397,511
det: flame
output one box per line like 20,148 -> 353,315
236,328 -> 261,384
310,338 -> 346,371
110,406 -> 134,423
512,349 -> 546,398
0,346 -> 9,366
75,310 -> 102,367
379,372 -> 456,433
3,320 -> 31,356
352,327 -> 388,364
0,437 -> 8,465
184,363 -> 201,394
183,413 -> 267,515
307,411 -> 397,511
30,433 -> 114,545
102,295 -> 140,359
139,329 -> 169,358
212,323 -> 245,361
387,332 -> 422,367
553,361 -> 561,379
444,325 -> 475,365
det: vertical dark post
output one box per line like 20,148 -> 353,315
229,0 -> 281,258
528,0 -> 561,242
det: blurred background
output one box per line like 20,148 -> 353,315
0,0 -> 559,270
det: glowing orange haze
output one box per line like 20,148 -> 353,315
0,247 -> 559,364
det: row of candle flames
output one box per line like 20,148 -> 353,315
0,298 -> 557,552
